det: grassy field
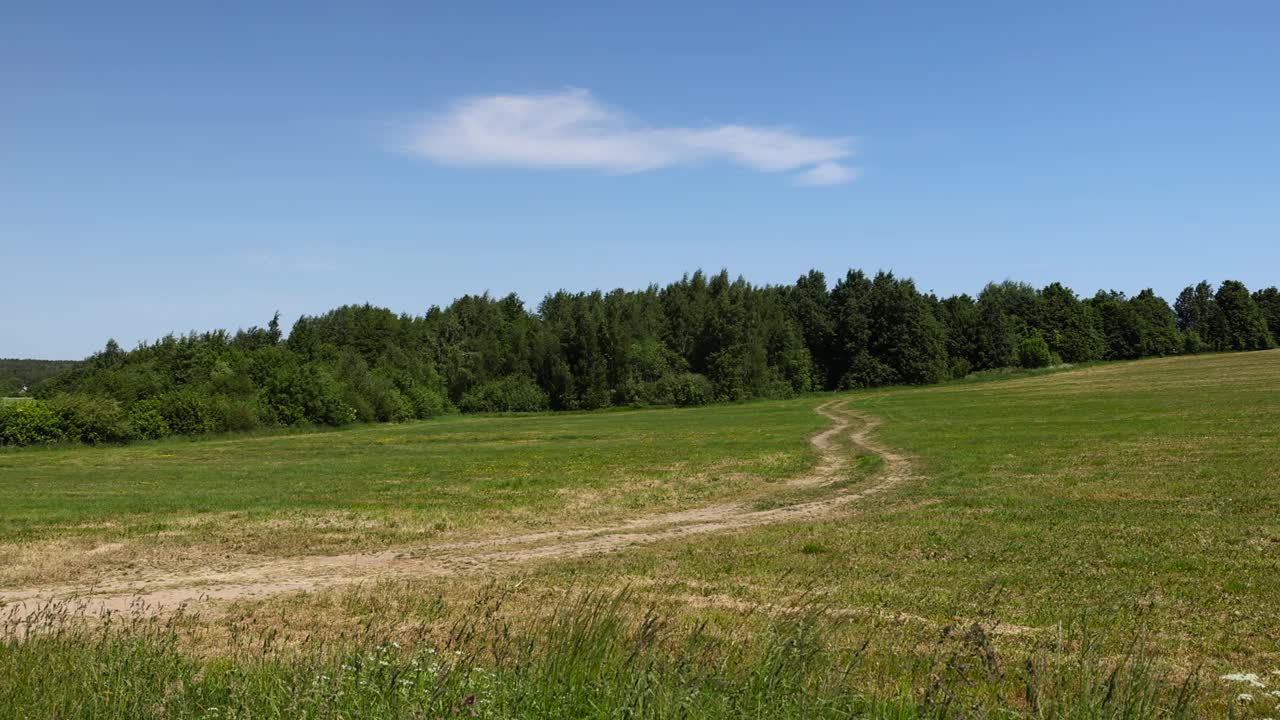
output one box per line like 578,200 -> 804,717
0,401 -> 826,588
551,352 -> 1280,660
2,351 -> 1279,717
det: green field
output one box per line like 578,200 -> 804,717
554,351 -> 1280,659
2,351 -> 1279,718
0,401 -> 827,589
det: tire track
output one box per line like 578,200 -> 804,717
2,400 -> 913,623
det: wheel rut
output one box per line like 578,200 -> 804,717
1,400 -> 914,622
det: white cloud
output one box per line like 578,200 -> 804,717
794,161 -> 859,186
405,89 -> 856,185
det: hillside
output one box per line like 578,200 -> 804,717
0,359 -> 81,396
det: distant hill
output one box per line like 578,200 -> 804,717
0,359 -> 83,396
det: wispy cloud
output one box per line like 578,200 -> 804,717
794,161 -> 859,186
404,89 -> 856,185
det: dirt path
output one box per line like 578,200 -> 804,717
1,401 -> 914,621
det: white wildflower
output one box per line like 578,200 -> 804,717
1222,673 -> 1266,688
1238,693 -> 1253,702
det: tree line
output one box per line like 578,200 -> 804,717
2,270 -> 1277,447
0,359 -> 83,397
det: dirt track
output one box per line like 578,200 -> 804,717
1,400 -> 913,621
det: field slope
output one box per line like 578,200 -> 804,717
2,351 -> 1278,717
554,353 -> 1280,658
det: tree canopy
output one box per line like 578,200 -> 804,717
3,271 -> 1275,447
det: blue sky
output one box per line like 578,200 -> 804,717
3,2 -> 1278,359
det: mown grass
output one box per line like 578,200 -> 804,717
0,400 -> 825,586
2,351 -> 1278,717
540,352 -> 1280,694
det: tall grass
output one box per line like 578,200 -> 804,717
0,588 -> 1208,719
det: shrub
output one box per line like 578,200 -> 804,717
624,340 -> 686,383
665,372 -> 713,407
301,368 -> 357,426
707,349 -> 749,402
617,377 -> 664,407
212,397 -> 261,433
0,401 -> 63,446
839,354 -> 897,389
157,390 -> 216,436
376,387 -> 413,423
948,357 -> 973,380
1182,330 -> 1208,355
404,384 -> 449,419
1018,331 -> 1054,369
775,346 -> 815,395
762,377 -> 797,399
340,387 -> 376,423
261,366 -> 355,427
367,376 -> 413,422
46,393 -> 133,444
617,343 -> 692,407
458,376 -> 550,413
127,399 -> 171,440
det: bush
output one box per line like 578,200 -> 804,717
775,347 -> 815,395
0,401 -> 63,446
1018,331 -> 1054,369
367,377 -> 413,423
1182,330 -> 1208,355
664,372 -> 713,407
617,377 -> 666,407
127,399 -> 171,440
616,378 -> 645,406
340,387 -> 375,423
762,377 -> 798,399
839,354 -> 897,389
707,349 -> 749,402
46,394 -> 133,444
261,366 -> 356,427
404,384 -> 449,419
579,382 -> 613,411
376,387 -> 414,423
212,397 -> 261,433
458,375 -> 550,413
948,357 -> 973,380
157,390 -> 216,436
624,340 -> 686,383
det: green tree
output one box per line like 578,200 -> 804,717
1215,280 -> 1273,351
787,270 -> 836,388
1130,289 -> 1182,357
0,401 -> 64,445
1174,281 -> 1221,350
1088,291 -> 1143,360
1039,282 -> 1106,362
1251,286 -> 1280,347
863,272 -> 948,385
1018,330 -> 1054,369
934,294 -> 979,378
974,282 -> 1041,370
